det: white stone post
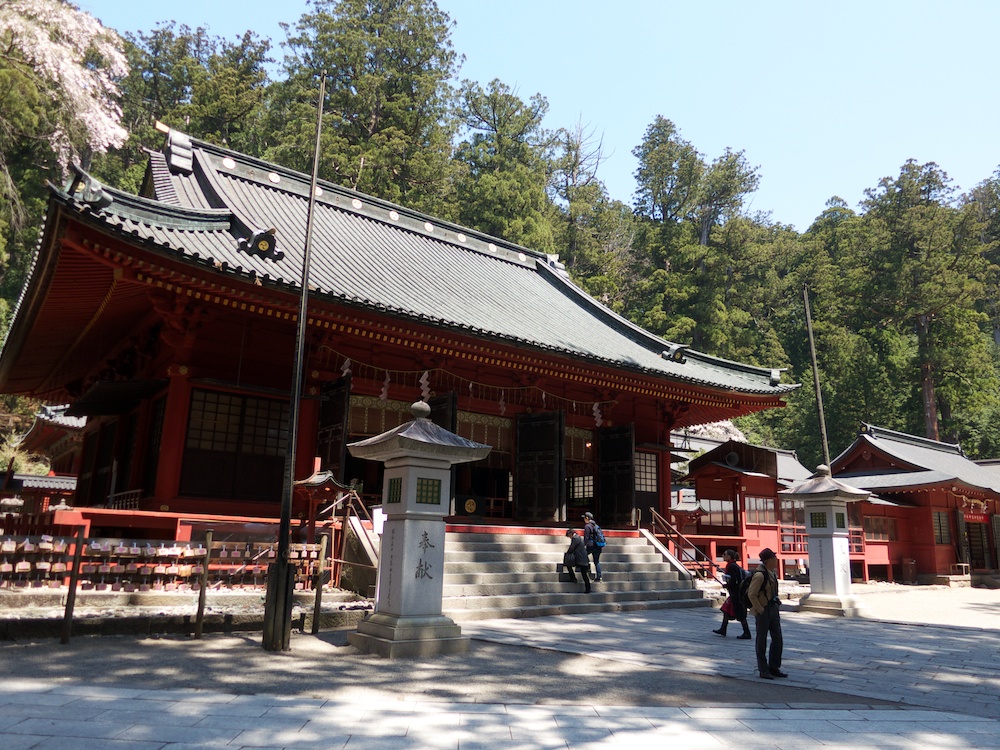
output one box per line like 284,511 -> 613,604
779,465 -> 869,617
346,402 -> 490,657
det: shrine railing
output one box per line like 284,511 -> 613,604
648,507 -> 725,583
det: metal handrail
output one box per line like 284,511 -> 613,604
648,506 -> 725,584
325,488 -> 378,587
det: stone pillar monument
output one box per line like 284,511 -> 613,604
346,401 -> 491,657
778,464 -> 870,617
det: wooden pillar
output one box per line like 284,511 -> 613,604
154,366 -> 192,504
658,447 -> 673,519
296,395 -> 320,481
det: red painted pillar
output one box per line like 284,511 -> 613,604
154,366 -> 192,505
657,448 -> 673,520
296,395 -> 320,481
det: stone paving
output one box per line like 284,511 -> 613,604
464,605 -> 1000,719
0,679 -> 997,749
0,586 -> 998,748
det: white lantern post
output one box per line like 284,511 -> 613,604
779,465 -> 869,617
346,401 -> 490,657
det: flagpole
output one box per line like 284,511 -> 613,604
803,284 -> 831,469
263,71 -> 326,651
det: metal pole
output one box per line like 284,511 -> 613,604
310,532 -> 328,635
194,529 -> 212,639
60,525 -> 85,644
263,71 -> 327,652
803,284 -> 832,468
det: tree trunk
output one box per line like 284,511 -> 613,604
917,315 -> 939,441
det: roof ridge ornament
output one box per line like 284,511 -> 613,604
75,175 -> 112,210
162,126 -> 194,175
238,228 -> 284,262
663,343 -> 689,364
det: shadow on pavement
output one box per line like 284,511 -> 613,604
0,627 -> 897,709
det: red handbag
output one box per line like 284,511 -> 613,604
721,596 -> 736,616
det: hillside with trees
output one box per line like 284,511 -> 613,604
3,0 -> 999,469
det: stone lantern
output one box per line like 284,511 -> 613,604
778,464 -> 870,617
346,401 -> 491,657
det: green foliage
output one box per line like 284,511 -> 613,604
269,0 -> 459,216
91,23 -> 272,191
454,79 -> 555,251
6,2 -> 1000,465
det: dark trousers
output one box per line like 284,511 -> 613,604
754,604 -> 783,674
718,612 -> 750,636
587,546 -> 603,580
563,563 -> 591,592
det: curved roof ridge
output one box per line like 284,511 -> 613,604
861,423 -> 963,455
535,262 -> 792,388
189,136 -> 549,261
59,167 -> 234,230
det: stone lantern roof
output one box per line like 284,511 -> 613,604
778,465 -> 870,501
347,401 -> 491,464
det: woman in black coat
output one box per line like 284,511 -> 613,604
714,549 -> 751,638
562,529 -> 591,593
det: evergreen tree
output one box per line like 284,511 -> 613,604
269,0 -> 459,216
454,78 -> 556,251
91,24 -> 271,193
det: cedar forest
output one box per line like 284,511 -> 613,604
3,0 -> 1000,472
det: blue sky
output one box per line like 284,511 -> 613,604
79,0 -> 1000,232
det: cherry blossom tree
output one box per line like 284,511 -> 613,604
0,0 -> 127,223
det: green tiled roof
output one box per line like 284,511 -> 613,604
47,132 -> 797,398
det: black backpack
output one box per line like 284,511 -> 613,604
740,569 -> 766,610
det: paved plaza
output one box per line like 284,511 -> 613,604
0,586 -> 998,748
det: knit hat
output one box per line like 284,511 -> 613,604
759,548 -> 776,562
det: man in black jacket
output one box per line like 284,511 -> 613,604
563,529 -> 591,593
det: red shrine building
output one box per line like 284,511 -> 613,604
0,128 -> 797,535
676,440 -> 814,579
675,427 -> 1000,581
832,425 -> 1000,578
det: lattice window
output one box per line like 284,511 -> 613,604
416,478 -> 441,505
186,391 -> 241,452
864,516 -> 898,541
634,452 -> 658,493
701,498 -> 736,527
745,495 -> 777,525
387,477 -> 402,504
933,511 -> 951,544
570,475 -> 594,502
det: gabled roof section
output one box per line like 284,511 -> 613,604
6,129 -> 799,400
686,439 -> 810,484
832,424 -> 1000,495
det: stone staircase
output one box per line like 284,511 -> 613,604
442,531 -> 711,621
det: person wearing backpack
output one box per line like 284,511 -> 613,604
747,547 -> 787,680
713,549 -> 751,639
582,512 -> 605,582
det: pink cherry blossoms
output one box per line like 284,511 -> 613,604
0,0 -> 128,169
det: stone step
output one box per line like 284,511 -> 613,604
443,587 -> 703,610
443,578 -> 691,597
442,559 -> 670,575
435,529 -> 706,622
446,595 -> 712,622
443,550 -> 663,564
446,534 -> 648,549
442,570 -> 680,585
